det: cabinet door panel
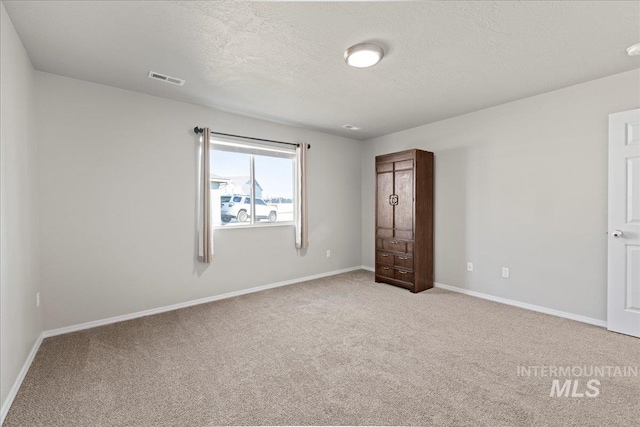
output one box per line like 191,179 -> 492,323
376,171 -> 394,230
394,169 -> 413,234
395,229 -> 413,240
395,160 -> 413,170
376,162 -> 393,173
377,228 -> 393,238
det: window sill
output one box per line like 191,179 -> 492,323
213,222 -> 295,230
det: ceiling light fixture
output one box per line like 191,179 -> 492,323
342,124 -> 360,130
628,43 -> 640,56
344,43 -> 384,68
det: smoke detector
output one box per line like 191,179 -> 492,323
342,124 -> 360,130
147,71 -> 185,86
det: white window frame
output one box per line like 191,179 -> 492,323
210,136 -> 297,230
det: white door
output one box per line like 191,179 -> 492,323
608,108 -> 640,338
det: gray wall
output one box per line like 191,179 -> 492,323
36,72 -> 363,330
361,69 -> 640,321
0,3 -> 42,406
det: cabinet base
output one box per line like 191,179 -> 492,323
375,275 -> 433,293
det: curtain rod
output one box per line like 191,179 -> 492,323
194,127 -> 310,150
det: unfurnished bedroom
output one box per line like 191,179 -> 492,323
1,1 -> 639,426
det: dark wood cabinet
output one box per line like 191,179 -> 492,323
375,149 -> 434,293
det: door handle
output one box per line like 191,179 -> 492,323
611,230 -> 623,238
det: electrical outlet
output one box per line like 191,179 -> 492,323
36,292 -> 40,308
467,262 -> 473,272
326,250 -> 331,258
502,267 -> 510,278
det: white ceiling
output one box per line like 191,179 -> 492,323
4,0 -> 640,140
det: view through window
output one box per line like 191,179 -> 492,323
210,145 -> 295,227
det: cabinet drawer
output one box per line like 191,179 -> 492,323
377,265 -> 394,278
381,239 -> 413,253
394,268 -> 414,283
394,254 -> 413,269
376,251 -> 393,266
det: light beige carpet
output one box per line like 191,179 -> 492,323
4,270 -> 640,426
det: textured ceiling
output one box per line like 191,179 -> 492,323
4,0 -> 640,140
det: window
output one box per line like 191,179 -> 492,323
209,138 -> 296,227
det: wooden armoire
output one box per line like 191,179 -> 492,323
375,149 -> 434,293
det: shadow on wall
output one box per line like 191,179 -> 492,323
433,147 -> 468,289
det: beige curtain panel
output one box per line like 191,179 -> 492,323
296,143 -> 309,249
198,128 -> 213,262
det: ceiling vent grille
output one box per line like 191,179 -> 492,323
342,124 -> 360,130
148,71 -> 185,86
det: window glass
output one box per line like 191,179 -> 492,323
254,154 -> 294,223
211,151 -> 251,226
210,142 -> 295,227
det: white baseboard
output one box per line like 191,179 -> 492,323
434,282 -> 607,328
1,332 -> 44,425
1,266 -> 368,422
359,267 -> 604,327
43,266 -> 365,338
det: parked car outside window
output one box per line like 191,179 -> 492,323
220,194 -> 277,223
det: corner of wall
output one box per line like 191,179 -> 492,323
357,70 -> 640,322
1,2 -> 43,419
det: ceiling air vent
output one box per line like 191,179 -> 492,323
147,71 -> 185,86
342,124 -> 360,130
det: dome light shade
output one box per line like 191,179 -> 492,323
628,43 -> 640,56
344,43 -> 384,68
